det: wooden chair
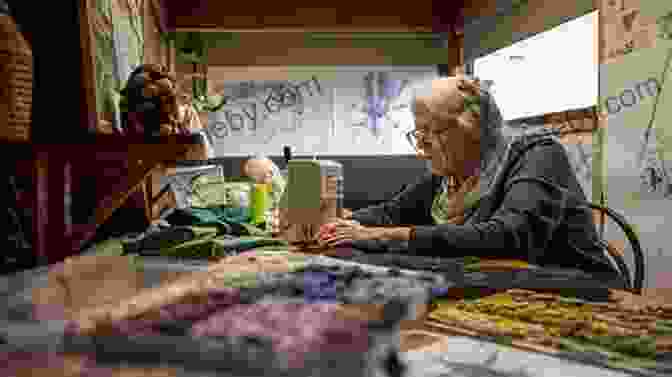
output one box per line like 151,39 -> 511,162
589,202 -> 645,294
505,176 -> 645,294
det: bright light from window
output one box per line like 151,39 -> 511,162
474,10 -> 598,121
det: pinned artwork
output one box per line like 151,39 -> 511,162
207,77 -> 327,147
206,67 -> 436,156
350,72 -> 410,140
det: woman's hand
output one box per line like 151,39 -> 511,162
317,219 -> 378,248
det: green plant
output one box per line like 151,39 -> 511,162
161,32 -> 228,113
657,12 -> 672,40
163,32 -> 210,64
191,78 -> 227,112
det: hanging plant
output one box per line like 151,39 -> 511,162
191,79 -> 228,112
510,0 -> 529,15
190,64 -> 227,113
160,32 -> 227,112
658,12 -> 672,40
178,32 -> 209,64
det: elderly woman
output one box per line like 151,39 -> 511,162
319,76 -> 620,279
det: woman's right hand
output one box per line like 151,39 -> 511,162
317,219 -> 364,247
318,219 -> 359,241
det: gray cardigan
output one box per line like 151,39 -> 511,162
352,137 -> 619,278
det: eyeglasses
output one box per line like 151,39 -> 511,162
406,130 -> 426,151
406,128 -> 452,151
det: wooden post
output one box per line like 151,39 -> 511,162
6,0 -> 94,141
79,0 -> 98,134
32,151 -> 49,266
449,29 -> 464,75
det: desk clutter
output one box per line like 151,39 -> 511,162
1,245 -> 672,376
427,290 -> 672,375
2,155 -> 668,377
0,251 -> 448,377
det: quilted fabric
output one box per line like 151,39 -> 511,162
190,302 -> 370,369
190,175 -> 252,210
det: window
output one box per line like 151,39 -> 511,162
473,11 -> 598,121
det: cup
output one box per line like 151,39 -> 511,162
251,183 -> 271,225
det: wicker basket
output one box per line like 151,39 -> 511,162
0,14 -> 32,142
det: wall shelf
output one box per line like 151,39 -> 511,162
3,133 -> 202,264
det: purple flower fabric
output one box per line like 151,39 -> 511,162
191,302 -> 370,368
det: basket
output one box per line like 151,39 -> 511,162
0,14 -> 32,142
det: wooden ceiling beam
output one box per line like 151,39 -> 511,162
149,0 -> 169,34
164,0 -> 465,33
172,27 -> 436,33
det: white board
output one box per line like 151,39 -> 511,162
205,66 -> 437,156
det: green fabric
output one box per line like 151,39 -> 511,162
90,237 -> 125,256
190,175 -> 253,210
238,223 -> 271,237
121,226 -> 220,252
159,233 -> 220,258
138,232 -> 285,259
168,207 -> 270,237
431,180 -> 482,225
186,206 -> 252,228
208,236 -> 287,256
269,173 -> 286,208
89,226 -> 284,260
190,175 -> 225,207
84,238 -> 142,271
188,226 -> 220,238
214,271 -> 261,288
221,236 -> 287,250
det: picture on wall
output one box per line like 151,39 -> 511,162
599,5 -> 672,289
204,66 -> 437,156
348,71 -> 411,140
208,76 -> 326,144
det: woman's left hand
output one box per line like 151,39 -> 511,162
318,219 -> 379,247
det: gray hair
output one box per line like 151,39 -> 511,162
477,81 -> 509,162
410,76 -> 509,172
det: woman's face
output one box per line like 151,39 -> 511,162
412,111 -> 433,162
413,109 -> 480,179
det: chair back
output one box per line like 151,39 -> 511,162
503,176 -> 645,294
588,203 -> 645,294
